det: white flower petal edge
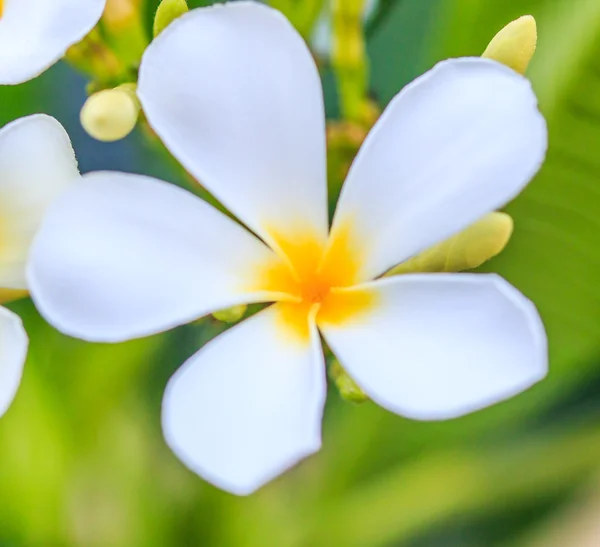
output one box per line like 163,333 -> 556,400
27,172 -> 287,343
138,2 -> 329,247
0,114 -> 79,291
0,0 -> 106,85
0,306 -> 28,417
320,274 -> 547,420
330,58 -> 548,281
163,304 -> 326,495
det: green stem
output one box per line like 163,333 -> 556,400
331,0 -> 369,121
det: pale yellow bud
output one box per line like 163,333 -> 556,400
482,15 -> 537,74
81,85 -> 140,142
154,0 -> 188,37
212,305 -> 247,324
388,212 -> 514,275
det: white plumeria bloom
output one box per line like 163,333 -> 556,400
0,0 -> 106,84
0,114 -> 79,415
28,2 -> 548,495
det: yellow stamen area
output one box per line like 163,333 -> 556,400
0,0 -> 3,18
251,221 -> 378,342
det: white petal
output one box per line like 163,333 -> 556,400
0,115 -> 79,290
320,274 -> 547,420
27,172 -> 285,343
330,58 -> 547,281
138,2 -> 328,247
163,304 -> 326,495
0,306 -> 28,417
0,0 -> 106,84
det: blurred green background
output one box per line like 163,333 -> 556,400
2,0 -> 600,545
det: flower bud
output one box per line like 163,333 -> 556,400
329,359 -> 369,404
388,212 -> 514,275
80,84 -> 140,142
482,15 -> 537,74
154,0 -> 189,37
212,305 -> 247,324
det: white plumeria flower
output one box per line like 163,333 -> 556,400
28,2 -> 548,495
0,114 -> 79,415
0,0 -> 106,84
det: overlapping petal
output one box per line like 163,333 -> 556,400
0,306 -> 28,417
138,2 -> 329,248
329,58 -> 547,281
163,304 -> 326,495
28,172 -> 287,343
320,274 -> 547,420
0,115 -> 79,292
0,0 -> 106,84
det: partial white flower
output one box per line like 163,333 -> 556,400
28,2 -> 548,495
0,306 -> 27,417
0,0 -> 106,85
0,114 -> 79,415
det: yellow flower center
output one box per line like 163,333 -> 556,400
0,1 -> 4,18
251,222 -> 377,342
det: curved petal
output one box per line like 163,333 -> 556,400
138,2 -> 329,248
0,306 -> 28,417
27,172 -> 285,343
320,274 -> 547,420
0,115 -> 79,292
329,58 -> 547,281
0,0 -> 106,84
163,304 -> 326,495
